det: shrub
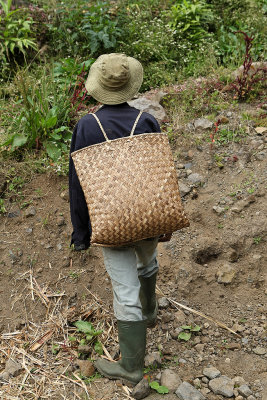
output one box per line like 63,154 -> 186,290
47,0 -> 121,58
0,0 -> 37,77
1,67 -> 73,161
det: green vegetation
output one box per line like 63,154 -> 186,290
0,0 -> 266,172
178,324 -> 201,341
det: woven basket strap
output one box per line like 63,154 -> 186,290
130,111 -> 143,136
91,113 -> 110,142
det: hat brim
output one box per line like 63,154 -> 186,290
85,56 -> 143,105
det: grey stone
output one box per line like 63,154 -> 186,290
132,378 -> 151,399
144,352 -> 162,368
5,358 -> 23,377
194,118 -> 213,130
60,190 -> 69,201
253,346 -> 266,355
232,62 -> 267,79
57,216 -> 65,226
160,369 -> 182,392
213,206 -> 225,215
216,263 -> 236,284
158,297 -> 170,309
128,97 -> 167,122
232,377 -> 246,387
7,210 -> 20,218
175,381 -> 206,400
255,151 -> 266,161
179,182 -> 191,197
247,396 -> 256,400
25,207 -> 36,217
0,371 -> 10,382
26,227 -> 33,234
187,173 -> 205,185
203,367 -> 221,379
209,376 -> 234,397
238,385 -> 253,397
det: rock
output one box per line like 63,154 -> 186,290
232,62 -> 267,79
128,97 -> 167,122
253,346 -> 266,355
247,396 -> 256,400
25,207 -> 36,217
5,358 -> 23,377
213,206 -> 225,215
227,342 -> 241,350
255,127 -> 267,135
195,344 -> 205,353
161,311 -> 173,323
0,371 -> 10,382
78,345 -> 91,354
57,216 -> 65,226
174,310 -> 186,325
209,376 -> 234,397
60,190 -> 69,201
160,369 -> 182,392
158,297 -> 169,309
187,173 -> 205,186
175,381 -> 206,400
238,385 -> 253,397
7,210 -> 20,218
76,360 -> 95,377
193,378 -> 202,389
216,263 -> 236,284
144,352 -> 161,368
179,182 -> 191,197
132,378 -> 151,399
255,151 -> 266,161
170,327 -> 183,339
194,118 -> 213,130
232,377 -> 246,387
203,367 -> 221,379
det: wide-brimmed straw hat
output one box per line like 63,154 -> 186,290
85,53 -> 143,105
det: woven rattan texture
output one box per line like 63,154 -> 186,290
72,133 -> 189,246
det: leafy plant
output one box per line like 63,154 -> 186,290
0,199 -> 6,214
48,1 -> 121,57
1,67 -> 73,161
169,0 -> 215,46
73,320 -> 103,356
231,31 -> 267,100
178,325 -> 201,341
253,236 -> 262,245
149,381 -> 169,394
0,0 -> 37,76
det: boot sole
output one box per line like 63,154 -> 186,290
95,363 -> 141,386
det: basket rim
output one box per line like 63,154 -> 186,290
71,131 -> 164,157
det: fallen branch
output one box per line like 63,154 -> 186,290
156,286 -> 241,338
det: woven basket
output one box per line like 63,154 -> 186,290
71,132 -> 189,247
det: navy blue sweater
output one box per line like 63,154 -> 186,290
69,103 -> 161,248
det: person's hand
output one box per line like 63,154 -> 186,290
158,233 -> 172,242
71,243 -> 90,251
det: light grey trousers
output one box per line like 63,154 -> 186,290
102,238 -> 159,321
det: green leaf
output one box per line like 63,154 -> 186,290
45,115 -> 57,129
178,331 -> 191,341
11,134 -> 28,150
74,321 -> 94,334
150,381 -> 160,390
149,381 -> 169,394
181,325 -> 192,330
43,141 -> 61,161
94,341 -> 103,355
86,334 -> 93,341
191,325 -> 201,332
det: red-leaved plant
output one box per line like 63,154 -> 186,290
231,31 -> 267,100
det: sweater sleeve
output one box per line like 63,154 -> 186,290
69,123 -> 91,249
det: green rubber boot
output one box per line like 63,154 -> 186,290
95,320 -> 146,385
139,272 -> 158,327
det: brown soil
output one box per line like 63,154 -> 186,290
0,104 -> 266,399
